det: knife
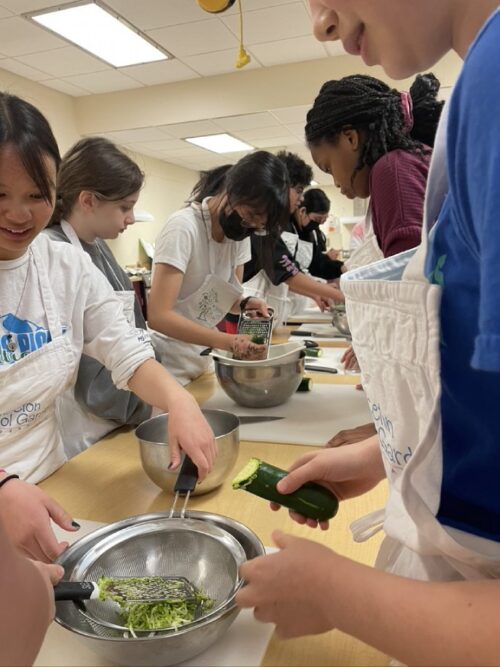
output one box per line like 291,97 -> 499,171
304,364 -> 338,374
290,330 -> 348,339
237,415 -> 284,424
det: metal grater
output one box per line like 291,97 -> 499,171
237,307 -> 274,357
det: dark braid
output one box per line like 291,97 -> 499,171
305,73 -> 443,174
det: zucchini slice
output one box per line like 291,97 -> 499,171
232,458 -> 338,521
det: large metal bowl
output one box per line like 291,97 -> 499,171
55,511 -> 265,667
214,350 -> 305,408
136,409 -> 239,496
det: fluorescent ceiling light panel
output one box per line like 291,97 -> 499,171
30,2 -> 169,68
310,180 -> 319,186
184,133 -> 253,154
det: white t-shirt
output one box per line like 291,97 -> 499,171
153,200 -> 251,299
0,234 -> 154,389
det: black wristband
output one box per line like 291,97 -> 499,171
0,474 -> 20,489
240,296 -> 252,311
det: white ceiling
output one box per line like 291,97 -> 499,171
0,1 -> 452,185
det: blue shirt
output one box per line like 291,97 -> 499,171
426,9 -> 500,542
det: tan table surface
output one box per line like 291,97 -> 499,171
39,333 -> 388,667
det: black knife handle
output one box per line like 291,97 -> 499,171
174,454 -> 198,495
54,581 -> 97,601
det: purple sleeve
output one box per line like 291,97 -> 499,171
369,150 -> 429,257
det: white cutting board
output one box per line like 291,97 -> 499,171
304,346 -> 347,373
35,522 -> 275,667
287,308 -> 333,323
289,322 -> 350,343
201,383 -> 371,446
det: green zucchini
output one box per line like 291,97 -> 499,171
232,458 -> 338,521
250,334 -> 266,345
304,348 -> 323,358
297,377 -> 313,392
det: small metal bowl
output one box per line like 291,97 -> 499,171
136,409 -> 239,495
331,305 -> 351,337
214,352 -> 305,408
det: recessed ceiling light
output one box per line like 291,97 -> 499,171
184,133 -> 253,154
310,180 -> 319,186
27,1 -> 170,68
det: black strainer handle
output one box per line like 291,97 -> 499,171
174,454 -> 198,496
54,581 -> 97,601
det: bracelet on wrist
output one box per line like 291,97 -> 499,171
0,474 -> 20,489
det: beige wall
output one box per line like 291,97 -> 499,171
107,150 -> 197,267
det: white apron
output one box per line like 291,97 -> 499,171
0,244 -> 75,483
343,207 -> 384,271
57,221 -> 136,457
342,100 -> 500,582
151,206 -> 243,385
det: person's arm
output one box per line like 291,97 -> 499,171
285,271 -> 344,304
148,263 -> 263,360
0,517 -> 64,667
237,530 -> 500,666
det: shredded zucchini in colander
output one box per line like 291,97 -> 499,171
97,577 -> 214,632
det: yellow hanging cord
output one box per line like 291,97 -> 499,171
235,0 -> 251,69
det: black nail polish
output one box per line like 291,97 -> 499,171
71,520 -> 81,529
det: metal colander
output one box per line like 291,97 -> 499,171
67,518 -> 246,635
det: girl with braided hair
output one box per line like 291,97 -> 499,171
237,1 -> 500,664
305,72 -> 443,266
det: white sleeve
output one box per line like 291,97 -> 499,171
81,261 -> 154,390
236,237 -> 251,266
154,212 -> 194,274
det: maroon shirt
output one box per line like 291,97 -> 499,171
369,147 -> 431,257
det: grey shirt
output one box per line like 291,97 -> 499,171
44,224 -> 152,427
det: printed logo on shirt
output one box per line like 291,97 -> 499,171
428,254 -> 447,287
0,313 -> 57,365
196,288 -> 224,324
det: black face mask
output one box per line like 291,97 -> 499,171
302,219 -> 320,234
218,209 -> 253,241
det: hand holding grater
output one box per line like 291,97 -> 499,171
237,307 -> 274,359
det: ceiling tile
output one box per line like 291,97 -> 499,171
17,46 -> 108,78
165,120 -> 223,139
147,19 -> 239,58
252,135 -> 299,149
234,125 -> 293,141
251,34 -> 327,66
214,112 -> 281,132
99,127 -> 171,143
0,0 -> 55,13
0,16 -> 67,56
0,6 -> 13,19
61,70 -> 143,94
184,47 -> 261,77
125,138 -> 188,153
121,59 -> 200,85
222,0 -> 296,14
221,2 -> 311,45
41,78 -> 91,96
0,57 -> 50,81
105,0 -> 208,30
269,104 -> 311,125
286,122 -> 307,140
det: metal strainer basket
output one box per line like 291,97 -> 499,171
66,518 -> 246,635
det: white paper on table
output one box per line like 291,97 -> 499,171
35,523 -> 276,667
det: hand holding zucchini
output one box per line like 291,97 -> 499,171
232,458 -> 338,522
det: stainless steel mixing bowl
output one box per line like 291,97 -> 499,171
55,511 -> 265,667
136,409 -> 239,495
214,351 -> 305,408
